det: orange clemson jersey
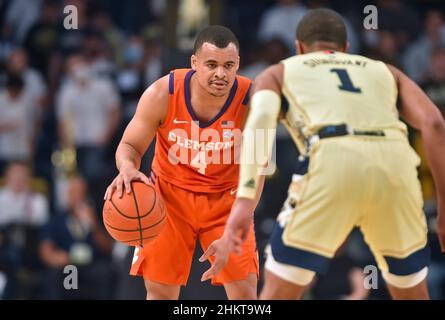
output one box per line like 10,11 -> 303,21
151,69 -> 251,193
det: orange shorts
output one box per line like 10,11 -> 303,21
129,176 -> 259,286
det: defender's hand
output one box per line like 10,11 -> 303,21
104,164 -> 151,200
225,197 -> 256,251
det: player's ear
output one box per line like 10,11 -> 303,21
191,54 -> 198,71
296,40 -> 304,55
343,42 -> 350,53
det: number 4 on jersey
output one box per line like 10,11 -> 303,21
191,150 -> 207,175
330,68 -> 362,93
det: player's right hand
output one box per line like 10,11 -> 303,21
225,197 -> 255,245
104,164 -> 151,200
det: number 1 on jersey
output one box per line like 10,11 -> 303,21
330,68 -> 362,93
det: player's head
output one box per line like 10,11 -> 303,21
296,8 -> 348,54
191,25 -> 240,97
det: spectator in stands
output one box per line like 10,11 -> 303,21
7,48 -> 47,110
0,161 -> 49,299
23,0 -> 60,79
374,0 -> 421,51
0,161 -> 49,227
56,54 -> 121,185
3,0 -> 42,44
90,10 -> 125,68
0,75 -> 38,172
117,37 -> 145,104
365,31 -> 402,68
39,175 -> 114,299
257,0 -> 307,52
82,30 -> 116,80
402,10 -> 445,83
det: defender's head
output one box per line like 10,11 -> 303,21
296,8 -> 349,54
191,25 -> 240,97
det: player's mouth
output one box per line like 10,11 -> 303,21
210,81 -> 228,89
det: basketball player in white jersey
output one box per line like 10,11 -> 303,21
200,8 -> 445,300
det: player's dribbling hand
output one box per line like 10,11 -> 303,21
104,163 -> 151,200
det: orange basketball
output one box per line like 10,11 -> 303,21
102,181 -> 166,246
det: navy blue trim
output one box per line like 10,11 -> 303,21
242,83 -> 252,105
384,245 -> 430,276
184,69 -> 238,128
281,94 -> 289,115
168,71 -> 174,94
270,223 -> 331,274
295,156 -> 309,175
149,170 -> 157,185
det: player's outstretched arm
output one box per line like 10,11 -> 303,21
228,63 -> 284,242
388,64 -> 445,252
200,64 -> 284,281
104,75 -> 169,200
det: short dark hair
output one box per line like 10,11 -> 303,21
193,25 -> 240,53
296,8 -> 347,48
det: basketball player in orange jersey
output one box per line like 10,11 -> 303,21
104,26 -> 261,299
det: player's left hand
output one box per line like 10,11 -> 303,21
199,197 -> 256,281
199,236 -> 242,281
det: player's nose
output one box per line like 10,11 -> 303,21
215,66 -> 225,78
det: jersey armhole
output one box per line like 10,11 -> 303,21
242,83 -> 252,106
158,72 -> 175,129
280,94 -> 289,117
168,71 -> 175,95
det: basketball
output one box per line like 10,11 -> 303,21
102,181 -> 166,246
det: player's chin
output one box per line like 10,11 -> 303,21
208,85 -> 229,97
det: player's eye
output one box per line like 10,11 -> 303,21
225,64 -> 234,69
207,63 -> 216,69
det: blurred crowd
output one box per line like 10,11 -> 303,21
0,0 -> 444,300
